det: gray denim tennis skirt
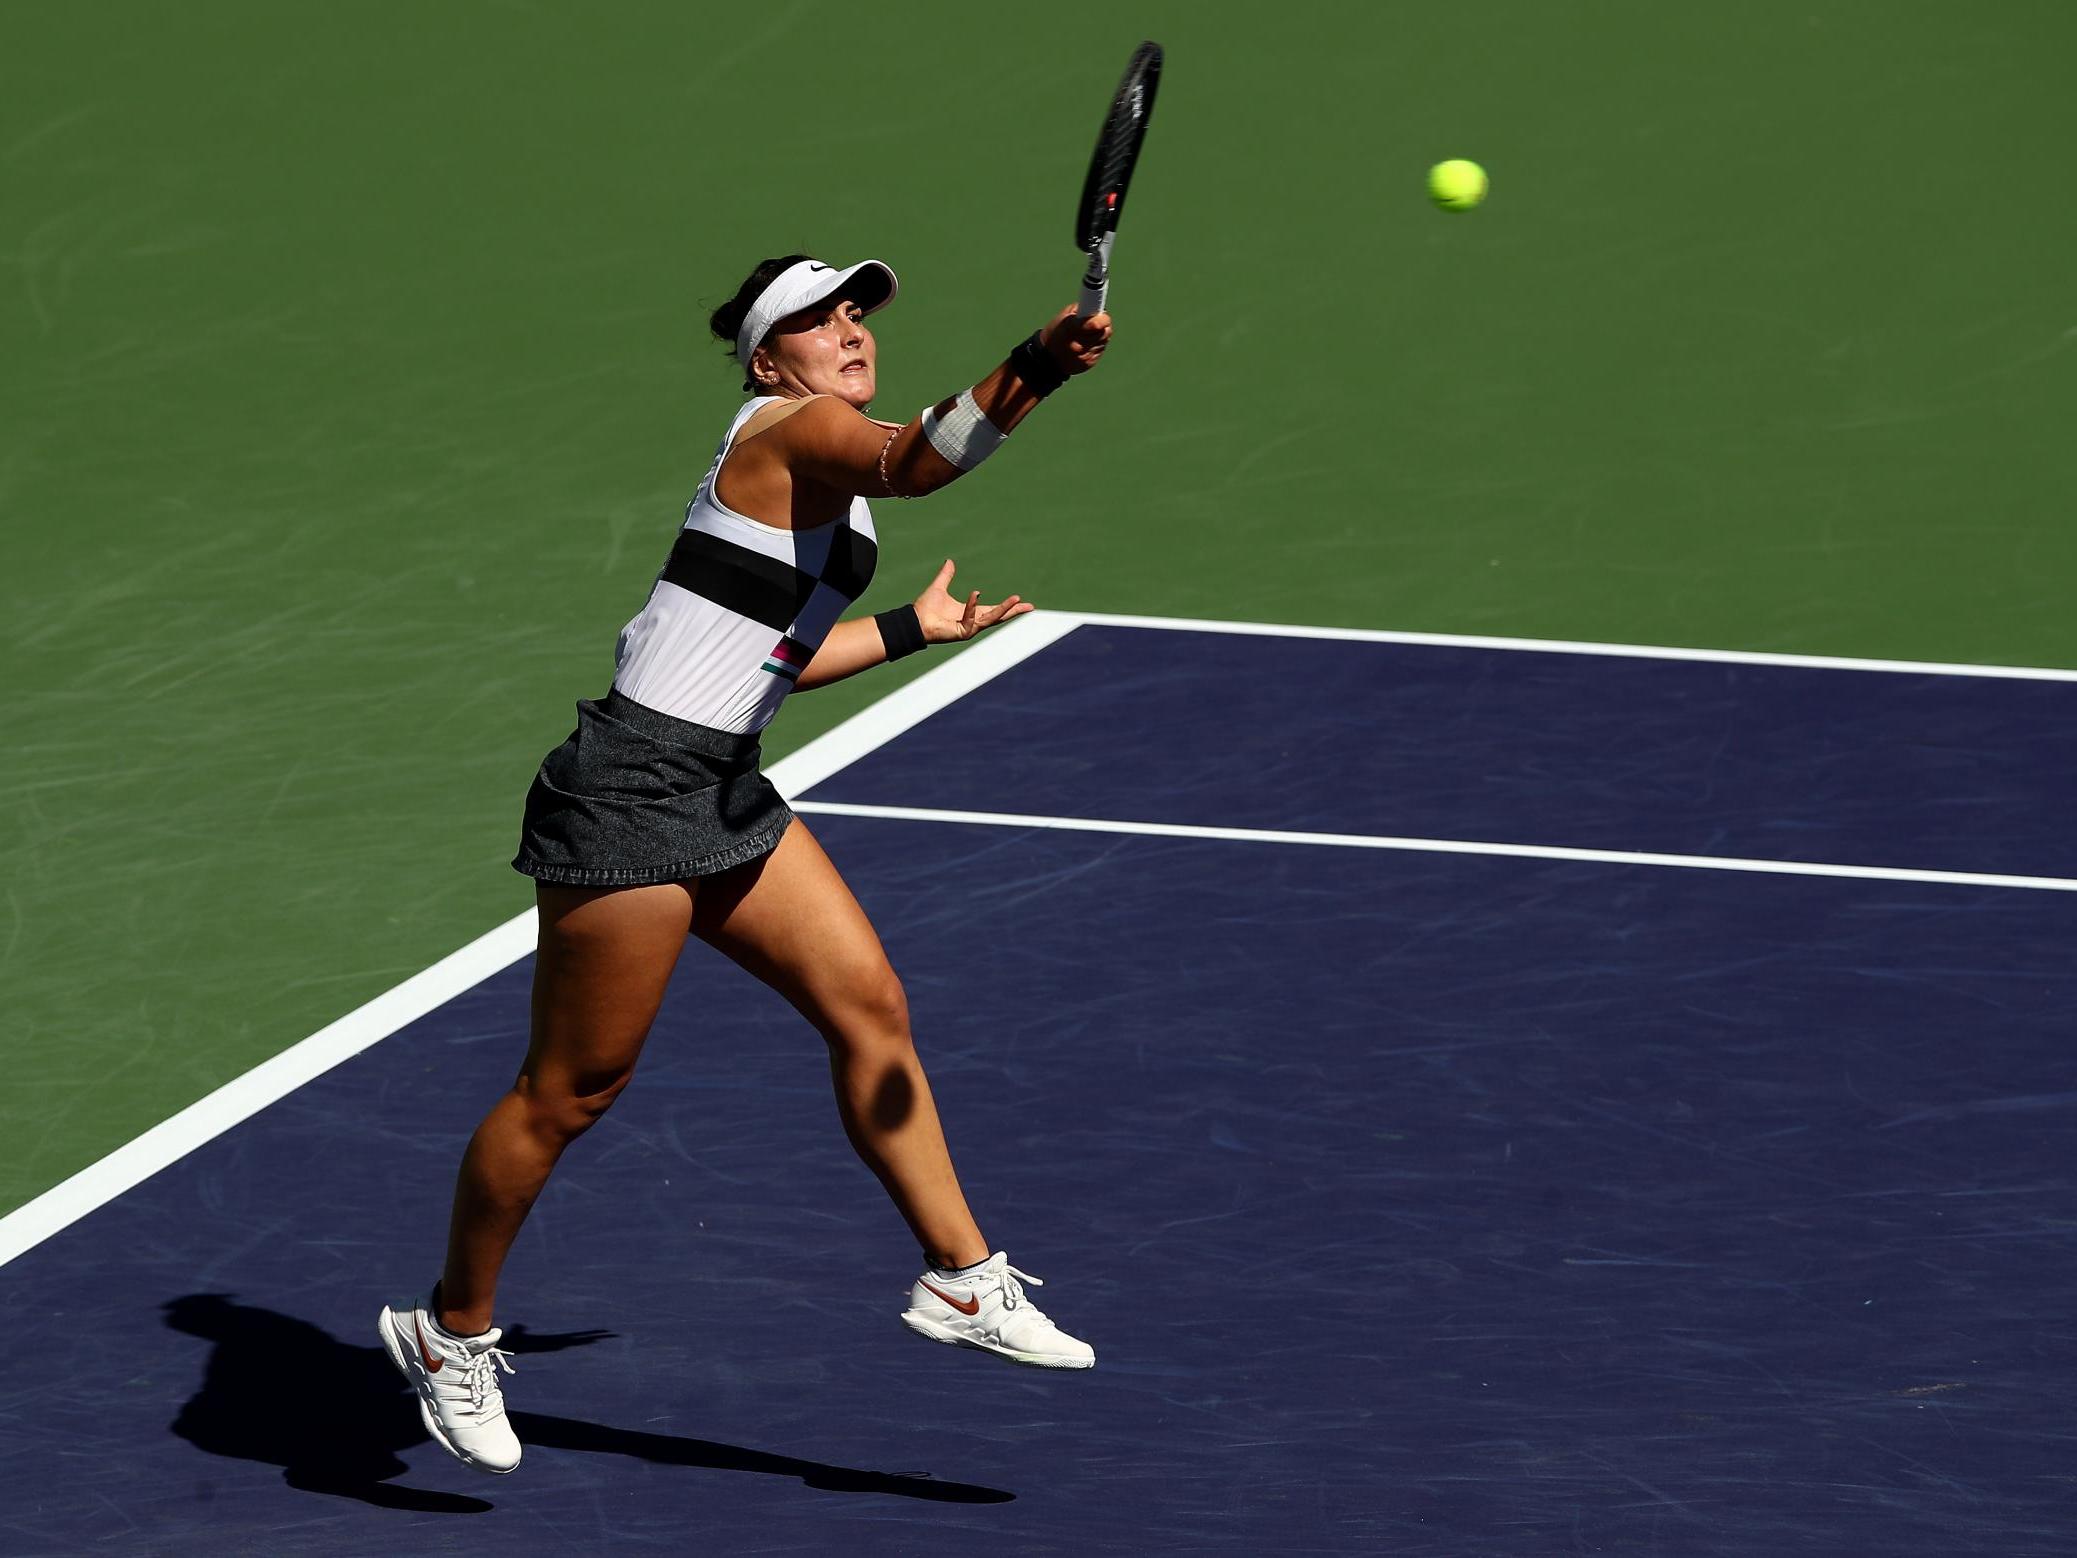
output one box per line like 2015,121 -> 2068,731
512,689 -> 794,887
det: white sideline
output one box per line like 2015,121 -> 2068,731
792,800 -> 2077,896
0,614 -> 1076,1271
1062,610 -> 2077,682
4,605 -> 2069,1270
762,611 -> 1082,794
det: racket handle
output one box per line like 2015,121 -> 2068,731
1077,233 -> 1115,317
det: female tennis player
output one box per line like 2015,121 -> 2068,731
380,255 -> 1112,1474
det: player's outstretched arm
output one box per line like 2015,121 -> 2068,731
792,561 -> 1034,692
781,305 -> 1111,500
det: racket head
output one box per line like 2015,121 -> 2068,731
1075,40 -> 1163,255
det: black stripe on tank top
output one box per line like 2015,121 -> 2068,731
660,529 -> 821,631
823,526 -> 879,600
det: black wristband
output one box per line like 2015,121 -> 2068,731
874,605 -> 928,661
1008,330 -> 1069,398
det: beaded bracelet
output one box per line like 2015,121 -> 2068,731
876,424 -> 909,498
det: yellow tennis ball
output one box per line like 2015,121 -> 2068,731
1428,159 -> 1488,212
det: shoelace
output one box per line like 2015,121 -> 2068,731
459,1344 -> 516,1417
996,1264 -> 1046,1317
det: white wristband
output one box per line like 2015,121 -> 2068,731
920,390 -> 1008,471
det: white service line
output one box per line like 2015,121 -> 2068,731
791,799 -> 2077,895
0,614 -> 1079,1271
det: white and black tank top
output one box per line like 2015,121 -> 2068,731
612,396 -> 878,734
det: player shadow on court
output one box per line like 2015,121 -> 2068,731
163,1294 -> 1013,1510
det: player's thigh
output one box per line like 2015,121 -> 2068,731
690,820 -> 905,1037
525,881 -> 696,1095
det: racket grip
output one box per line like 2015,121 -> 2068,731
1077,234 -> 1114,317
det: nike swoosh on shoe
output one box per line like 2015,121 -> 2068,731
918,1279 -> 981,1315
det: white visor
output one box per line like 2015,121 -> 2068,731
734,258 -> 899,370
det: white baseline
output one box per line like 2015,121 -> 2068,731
0,613 -> 1076,1270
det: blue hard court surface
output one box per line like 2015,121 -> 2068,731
1,624 -> 2069,1556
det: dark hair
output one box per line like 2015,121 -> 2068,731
710,253 -> 819,392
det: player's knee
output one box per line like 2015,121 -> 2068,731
518,1067 -> 633,1142
860,962 -> 910,1034
828,961 -> 910,1047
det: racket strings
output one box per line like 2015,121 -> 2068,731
1075,42 -> 1162,255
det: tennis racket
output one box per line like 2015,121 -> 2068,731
1075,40 -> 1164,318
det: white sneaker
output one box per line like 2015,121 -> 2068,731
901,1252 -> 1095,1370
378,1294 -> 522,1474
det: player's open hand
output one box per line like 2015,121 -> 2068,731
914,559 -> 1034,644
1042,304 -> 1112,374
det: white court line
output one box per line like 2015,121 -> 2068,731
791,799 -> 2077,895
762,610 -> 1083,793
0,917 -> 541,1270
1059,609 -> 2077,683
6,606 -> 2068,1269
0,614 -> 1078,1271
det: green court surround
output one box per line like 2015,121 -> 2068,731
4,1 -> 2074,1214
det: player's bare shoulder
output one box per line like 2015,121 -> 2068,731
771,393 -> 878,451
759,394 -> 894,495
